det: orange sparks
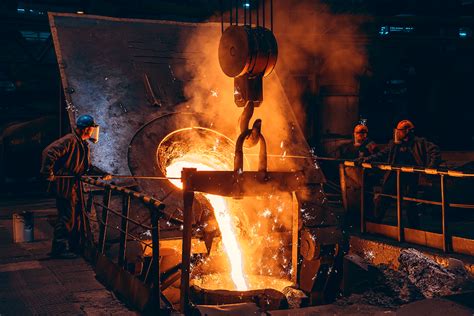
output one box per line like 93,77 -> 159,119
166,158 -> 248,290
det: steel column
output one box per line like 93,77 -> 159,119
441,175 -> 450,252
291,191 -> 299,284
151,207 -> 161,309
180,168 -> 196,313
99,188 -> 112,254
360,168 -> 366,233
118,194 -> 131,267
396,170 -> 404,242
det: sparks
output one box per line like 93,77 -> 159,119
166,159 -> 248,290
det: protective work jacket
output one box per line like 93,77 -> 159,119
40,131 -> 98,198
336,138 -> 379,160
364,136 -> 441,184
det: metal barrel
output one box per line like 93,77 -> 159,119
12,211 -> 34,243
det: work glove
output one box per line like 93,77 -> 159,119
101,174 -> 112,181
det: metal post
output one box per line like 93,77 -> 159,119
235,0 -> 238,25
220,0 -> 224,32
256,0 -> 259,27
441,175 -> 450,252
244,0 -> 247,25
151,207 -> 161,310
396,170 -> 404,242
360,168 -> 366,233
249,0 -> 252,26
99,188 -> 111,254
58,80 -> 62,137
77,182 -> 87,249
180,169 -> 195,314
118,194 -> 130,267
229,0 -> 233,25
291,192 -> 299,284
270,0 -> 273,31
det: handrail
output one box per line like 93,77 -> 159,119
82,177 -> 166,210
93,201 -> 152,230
339,161 -> 474,254
79,177 -> 166,310
83,208 -> 153,250
343,160 -> 474,178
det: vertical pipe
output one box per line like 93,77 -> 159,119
144,257 -> 153,284
235,0 -> 238,25
441,175 -> 450,252
220,0 -> 224,32
360,168 -> 366,233
396,170 -> 403,242
256,0 -> 259,27
77,182 -> 86,248
270,0 -> 273,31
151,207 -> 161,309
99,188 -> 111,254
249,0 -> 252,26
79,181 -> 93,249
262,0 -> 266,28
118,194 -> 130,267
244,0 -> 247,25
230,0 -> 233,25
180,168 -> 195,314
291,192 -> 299,284
58,80 -> 62,137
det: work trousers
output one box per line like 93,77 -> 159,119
51,185 -> 81,253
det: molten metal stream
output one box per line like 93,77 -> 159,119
166,160 -> 248,290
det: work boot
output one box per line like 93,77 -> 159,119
49,241 -> 78,259
49,250 -> 78,259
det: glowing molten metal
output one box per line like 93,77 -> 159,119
166,159 -> 248,290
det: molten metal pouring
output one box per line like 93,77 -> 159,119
166,159 -> 248,290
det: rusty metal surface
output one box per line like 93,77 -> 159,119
365,221 -> 399,240
184,170 -> 306,197
349,235 -> 474,276
404,228 -> 444,250
452,236 -> 474,256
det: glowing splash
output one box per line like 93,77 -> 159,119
166,159 -> 248,290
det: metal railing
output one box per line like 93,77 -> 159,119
340,160 -> 474,255
78,177 -> 169,311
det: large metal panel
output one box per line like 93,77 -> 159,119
48,13 -> 324,199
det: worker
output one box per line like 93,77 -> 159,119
336,124 -> 379,160
360,120 -> 441,228
41,114 -> 111,259
336,124 -> 379,228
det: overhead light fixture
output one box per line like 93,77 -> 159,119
77,11 -> 84,14
459,27 -> 471,38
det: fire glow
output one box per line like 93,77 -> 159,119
166,159 -> 248,290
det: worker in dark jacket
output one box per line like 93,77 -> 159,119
41,114 -> 110,259
336,124 -> 379,226
361,120 -> 441,227
336,124 -> 379,160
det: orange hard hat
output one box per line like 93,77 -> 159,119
396,120 -> 415,131
354,124 -> 368,133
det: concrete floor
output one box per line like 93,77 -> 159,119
0,198 -> 137,315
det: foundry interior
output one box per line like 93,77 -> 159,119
0,1 -> 474,315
